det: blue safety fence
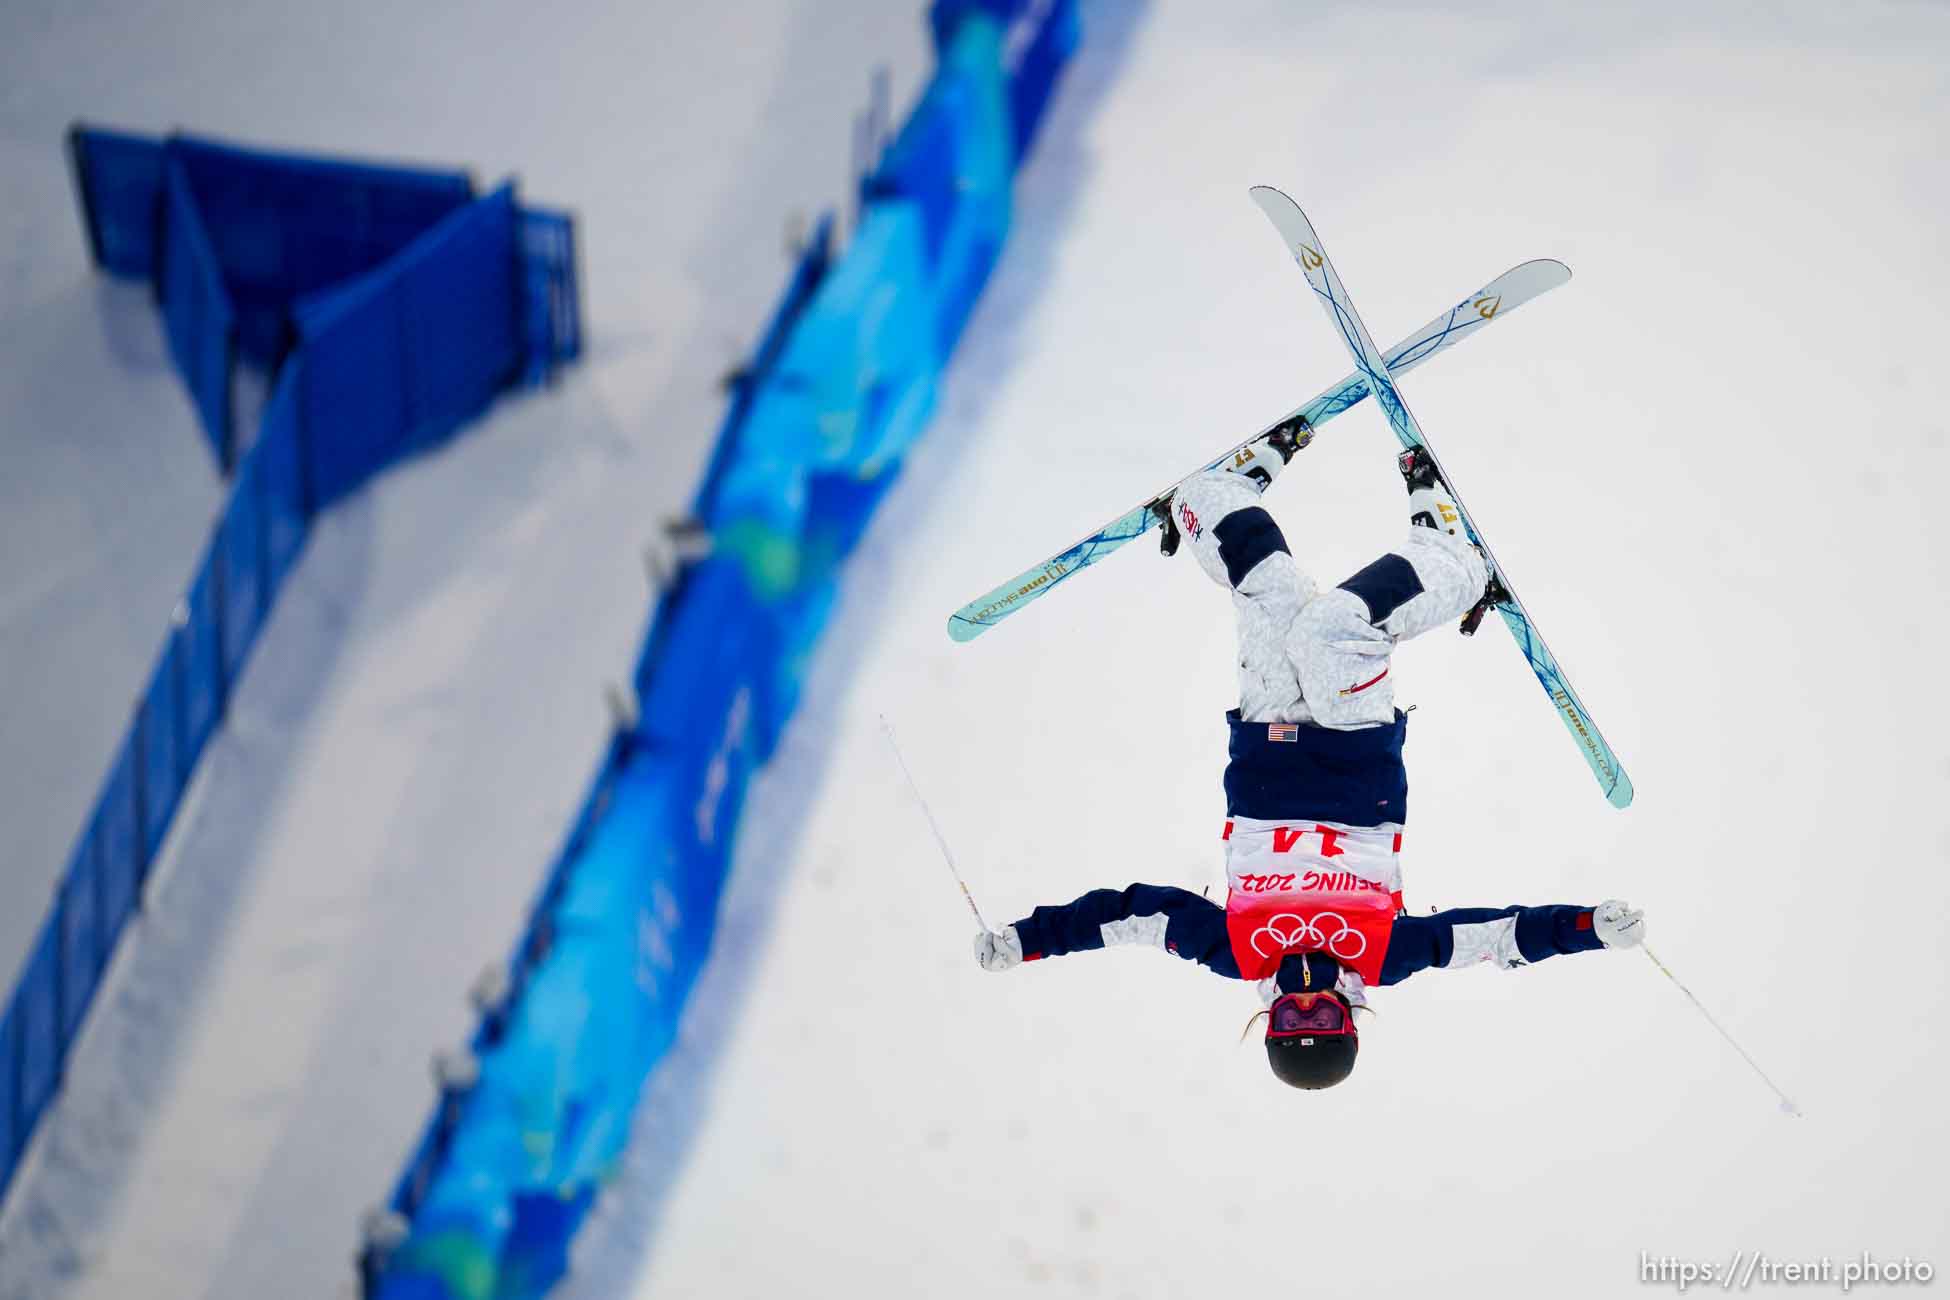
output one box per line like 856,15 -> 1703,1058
362,3 -> 1079,1296
294,183 -> 525,509
66,129 -> 580,472
158,154 -> 236,458
1,134 -> 584,1210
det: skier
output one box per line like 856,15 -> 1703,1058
972,431 -> 1645,1090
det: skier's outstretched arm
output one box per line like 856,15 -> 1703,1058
1378,900 -> 1644,985
975,884 -> 1241,978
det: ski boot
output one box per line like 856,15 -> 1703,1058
1397,446 -> 1505,634
1152,416 -> 1313,556
1397,445 -> 1464,539
1458,572 -> 1510,636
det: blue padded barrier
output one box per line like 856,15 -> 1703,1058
868,22 -> 1013,355
1007,0 -> 1082,160
367,2 -> 1078,1294
689,217 -> 837,524
708,200 -> 938,600
931,0 -> 1082,159
159,155 -> 237,469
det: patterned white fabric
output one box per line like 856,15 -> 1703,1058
1444,916 -> 1527,969
1378,527 -> 1487,641
1170,472 -> 1317,724
1169,470 -> 1487,729
1098,911 -> 1170,951
1288,588 -> 1398,727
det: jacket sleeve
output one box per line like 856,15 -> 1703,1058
1378,904 -> 1604,985
1011,884 -> 1242,979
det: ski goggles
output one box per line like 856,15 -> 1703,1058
1267,992 -> 1352,1039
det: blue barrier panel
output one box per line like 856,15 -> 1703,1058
518,207 -> 582,384
258,362 -> 311,577
706,201 -> 937,601
15,924 -> 62,1137
170,135 -> 473,365
136,639 -> 184,864
869,101 -> 961,266
159,155 -> 237,468
96,739 -> 141,940
297,186 -> 522,510
180,559 -> 224,777
1004,0 -> 1081,159
688,216 -> 835,525
2,996 -> 19,1175
636,559 -> 774,746
930,0 -> 1081,157
865,15 -> 1013,353
67,125 -> 166,277
57,843 -> 103,1041
391,185 -> 520,454
219,452 -> 268,680
296,265 -> 408,510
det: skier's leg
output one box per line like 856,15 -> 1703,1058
1168,471 -> 1318,724
1288,455 -> 1488,729
1380,447 -> 1489,640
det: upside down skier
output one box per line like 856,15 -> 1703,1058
972,431 -> 1645,1090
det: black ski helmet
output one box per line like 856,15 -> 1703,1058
1264,991 -> 1358,1090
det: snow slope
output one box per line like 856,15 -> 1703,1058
0,2 -> 929,1296
566,3 -> 1950,1297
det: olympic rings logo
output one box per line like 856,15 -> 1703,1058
1249,912 -> 1367,961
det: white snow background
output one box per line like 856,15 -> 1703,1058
6,1 -> 1950,1298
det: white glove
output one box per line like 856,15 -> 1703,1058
1592,899 -> 1645,949
973,925 -> 1023,972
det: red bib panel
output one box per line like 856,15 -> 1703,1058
1224,871 -> 1398,985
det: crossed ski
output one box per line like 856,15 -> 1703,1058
946,258 -> 1569,641
945,190 -> 1631,808
1246,186 -> 1632,808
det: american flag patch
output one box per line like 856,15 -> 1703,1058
1267,723 -> 1298,743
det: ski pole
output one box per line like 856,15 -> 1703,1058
1642,945 -> 1802,1118
879,714 -> 990,933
